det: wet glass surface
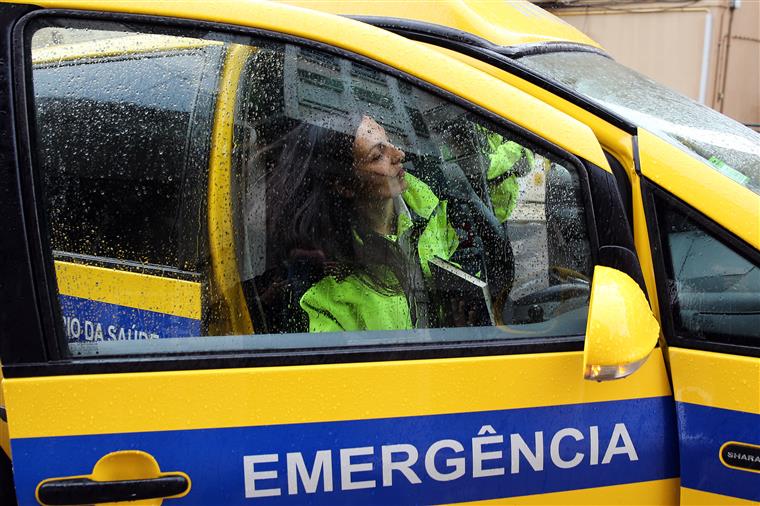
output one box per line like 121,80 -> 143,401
31,23 -> 594,356
522,52 -> 760,195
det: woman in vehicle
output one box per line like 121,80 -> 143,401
266,114 -> 459,332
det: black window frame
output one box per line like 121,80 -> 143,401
0,3 -> 44,368
5,8 -> 605,377
643,179 -> 760,358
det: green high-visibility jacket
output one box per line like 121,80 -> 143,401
485,133 -> 534,223
300,173 -> 458,332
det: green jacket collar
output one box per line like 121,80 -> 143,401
402,173 -> 439,220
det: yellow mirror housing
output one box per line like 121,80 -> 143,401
583,266 -> 660,381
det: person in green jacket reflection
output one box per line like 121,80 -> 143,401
267,115 -> 458,333
482,129 -> 535,223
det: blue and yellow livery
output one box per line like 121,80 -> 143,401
0,1 -> 757,505
56,261 -> 203,343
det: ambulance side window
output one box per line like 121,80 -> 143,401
29,20 -> 594,358
30,24 -> 222,349
655,194 -> 760,347
231,45 -> 594,341
34,33 -> 218,271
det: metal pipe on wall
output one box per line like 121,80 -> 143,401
699,11 -> 713,104
718,0 -> 739,112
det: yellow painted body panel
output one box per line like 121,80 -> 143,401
19,0 -> 610,170
280,0 -> 600,48
630,170 -> 663,323
681,487 -> 759,505
55,261 -> 201,320
433,46 -> 623,149
638,130 -> 760,250
3,351 -> 672,439
669,348 -> 759,504
0,2 -> 685,503
456,478 -> 679,505
669,347 -> 760,414
206,43 -> 254,335
426,44 -> 618,173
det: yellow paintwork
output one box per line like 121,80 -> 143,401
280,0 -> 600,48
638,130 -> 760,250
584,266 -> 659,368
18,0 -> 610,170
55,261 -> 201,320
3,351 -> 672,439
31,33 -> 220,65
206,43 -> 254,335
426,45 -> 616,174
681,487 -> 759,505
669,347 -> 760,415
428,45 -> 622,149
455,477 -> 680,505
36,451 -> 191,506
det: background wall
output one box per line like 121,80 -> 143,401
535,0 -> 760,129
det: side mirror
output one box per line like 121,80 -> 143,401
583,266 -> 660,381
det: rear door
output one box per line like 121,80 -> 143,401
639,131 -> 760,505
0,3 -> 677,505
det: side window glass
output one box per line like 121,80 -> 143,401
30,20 -> 593,357
31,24 -> 222,346
656,196 -> 760,346
35,29 -> 219,269
233,47 -> 593,341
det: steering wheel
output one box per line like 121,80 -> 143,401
502,266 -> 591,325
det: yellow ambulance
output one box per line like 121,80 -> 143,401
0,1 -> 756,505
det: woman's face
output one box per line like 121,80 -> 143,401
352,115 -> 407,200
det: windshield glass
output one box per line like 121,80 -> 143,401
520,51 -> 760,195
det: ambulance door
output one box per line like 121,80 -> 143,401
638,131 -> 760,505
1,3 -> 677,505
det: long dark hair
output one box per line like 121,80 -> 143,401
266,117 -> 406,295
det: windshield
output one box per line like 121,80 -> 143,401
520,51 -> 760,195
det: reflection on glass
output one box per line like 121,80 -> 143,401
521,51 -> 760,194
31,23 -> 594,356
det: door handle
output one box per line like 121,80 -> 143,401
36,450 -> 190,506
37,474 -> 189,505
